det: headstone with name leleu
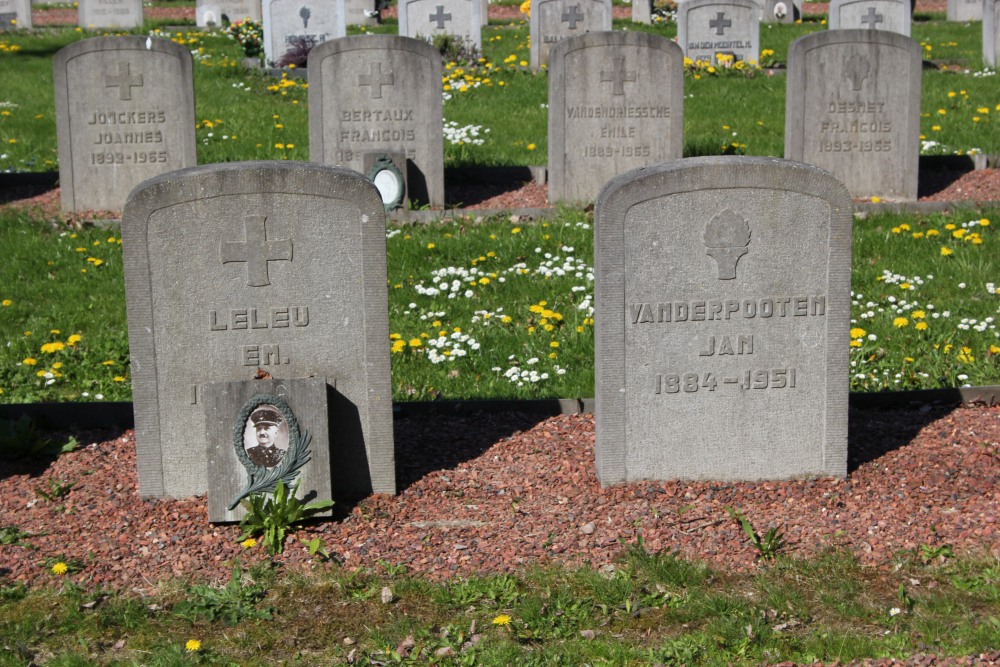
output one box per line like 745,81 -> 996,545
398,0 -> 482,51
548,31 -> 684,204
530,0 -> 612,70
122,161 -> 396,499
262,0 -> 345,66
594,156 -> 852,484
196,0 -> 261,27
784,29 -> 921,201
947,0 -> 982,21
53,37 -> 196,213
986,0 -> 999,67
828,0 -> 911,36
0,0 -> 31,30
205,378 -> 332,523
308,35 -> 444,208
78,0 -> 144,29
677,0 -> 759,66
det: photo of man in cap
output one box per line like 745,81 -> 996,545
244,406 -> 288,468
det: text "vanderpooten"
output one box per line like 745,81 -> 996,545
629,295 -> 827,323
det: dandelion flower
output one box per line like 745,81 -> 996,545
185,639 -> 202,652
1,299 -> 11,306
40,342 -> 65,354
850,327 -> 867,338
915,322 -> 928,331
22,358 -> 37,366
241,538 -> 257,548
492,614 -> 512,626
893,317 -> 909,328
940,247 -> 953,256
51,562 -> 68,575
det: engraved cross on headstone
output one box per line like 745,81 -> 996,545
561,4 -> 584,28
844,53 -> 871,91
860,6 -> 883,28
220,216 -> 293,287
600,56 -> 636,96
709,11 -> 732,35
358,62 -> 394,99
104,63 -> 143,101
429,5 -> 452,28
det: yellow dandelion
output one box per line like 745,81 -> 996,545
511,227 -> 521,234
1,299 -> 11,306
408,338 -> 422,348
915,322 -> 928,331
391,340 -> 406,354
850,327 -> 866,338
51,562 -> 68,575
850,340 -> 862,348
241,538 -> 257,548
493,614 -> 512,626
185,639 -> 202,652
893,317 -> 909,328
40,342 -> 65,354
940,247 -> 953,256
67,334 -> 82,345
23,357 -> 37,365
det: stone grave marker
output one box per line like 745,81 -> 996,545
78,0 -> 144,29
986,0 -> 999,66
633,0 -> 652,24
0,0 -> 31,30
122,161 -> 396,500
262,0 -> 345,66
947,0 -> 982,21
345,0 -> 379,26
530,0 -> 612,70
785,29 -> 921,201
53,36 -> 196,213
399,0 -> 482,51
196,0 -> 261,27
828,0 -> 911,36
594,156 -> 852,484
761,0 -> 798,23
548,31 -> 684,204
309,34 -> 444,208
677,0 -> 759,66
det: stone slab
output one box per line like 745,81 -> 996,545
122,161 -> 395,499
196,0 -> 262,27
986,0 -> 999,66
0,0 -> 30,30
594,156 -> 853,484
677,0 -> 760,66
205,377 -> 332,523
78,0 -> 144,29
947,0 -> 982,20
828,0 -> 911,35
785,29 -> 921,201
308,34 -> 444,208
53,36 -> 197,213
262,0 -> 345,66
399,0 -> 483,51
548,31 -> 684,204
530,0 -> 613,69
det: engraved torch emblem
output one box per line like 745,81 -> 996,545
704,209 -> 751,280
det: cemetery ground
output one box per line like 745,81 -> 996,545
1,1 -> 1000,665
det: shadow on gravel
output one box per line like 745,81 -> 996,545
847,403 -> 954,473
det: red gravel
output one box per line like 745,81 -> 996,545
2,403 -> 998,594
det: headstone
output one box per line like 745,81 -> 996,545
78,0 -> 144,29
53,37 -> 196,213
594,156 -> 852,484
761,0 -> 797,23
986,0 -> 999,67
196,0 -> 262,27
398,0 -> 483,52
308,35 -> 445,208
530,0 -> 612,70
785,29 -> 921,201
548,31 -> 684,204
947,0 -> 982,20
262,0 -> 345,67
122,161 -> 396,499
205,378 -> 332,522
633,0 -> 652,24
828,0 -> 911,36
0,0 -> 31,30
345,0 -> 378,26
677,0 -> 760,66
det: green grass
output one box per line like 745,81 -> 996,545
0,547 -> 997,665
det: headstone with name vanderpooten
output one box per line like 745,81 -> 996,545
122,161 -> 396,500
530,0 -> 612,69
594,156 -> 853,484
548,31 -> 684,204
309,34 -> 444,208
677,0 -> 760,66
263,0 -> 346,66
53,36 -> 196,213
784,29 -> 921,201
828,0 -> 911,36
78,0 -> 144,29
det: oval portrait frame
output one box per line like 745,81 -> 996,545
228,393 -> 312,510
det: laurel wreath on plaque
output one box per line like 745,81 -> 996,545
228,393 -> 313,511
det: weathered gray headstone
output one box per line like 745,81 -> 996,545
205,378 -> 332,522
828,0 -> 911,36
530,0 -> 612,70
262,0 -> 345,66
785,29 -> 921,201
309,35 -> 444,208
947,0 -> 982,21
594,156 -> 852,484
0,0 -> 31,30
196,0 -> 261,27
548,31 -> 684,204
399,0 -> 483,51
633,0 -> 652,24
123,161 -> 396,500
345,0 -> 378,25
53,37 -> 196,213
761,0 -> 797,23
78,0 -> 144,29
986,0 -> 999,66
677,0 -> 759,66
